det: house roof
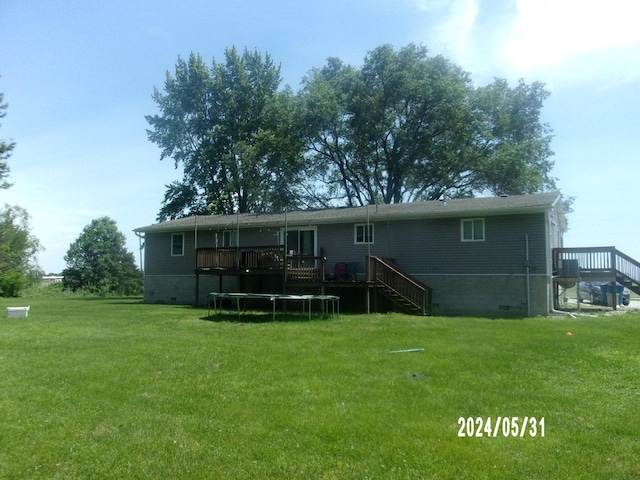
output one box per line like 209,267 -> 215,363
134,191 -> 564,233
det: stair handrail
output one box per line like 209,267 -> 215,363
614,249 -> 640,285
367,256 -> 431,315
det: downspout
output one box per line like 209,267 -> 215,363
284,209 -> 288,255
135,230 -> 146,303
236,209 -> 240,270
194,215 -> 198,251
525,234 -> 531,317
367,204 -> 371,260
545,209 -> 576,317
284,210 -> 288,292
134,231 -> 145,273
367,205 -> 371,314
194,215 -> 199,306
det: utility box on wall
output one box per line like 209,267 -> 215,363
561,259 -> 579,278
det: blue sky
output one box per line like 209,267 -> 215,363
1,0 -> 639,273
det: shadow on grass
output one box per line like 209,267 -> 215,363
68,296 -> 145,305
64,295 -> 338,321
200,311 -> 335,324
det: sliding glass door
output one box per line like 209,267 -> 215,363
282,227 -> 316,256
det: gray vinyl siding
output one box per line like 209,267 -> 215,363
144,212 -> 548,278
548,202 -> 564,249
317,223 -> 373,273
192,228 -> 280,249
404,213 -> 548,275
144,232 -> 197,276
316,213 -> 548,276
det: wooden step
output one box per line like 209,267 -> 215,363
381,287 -> 422,312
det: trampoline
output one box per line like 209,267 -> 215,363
208,292 -> 340,320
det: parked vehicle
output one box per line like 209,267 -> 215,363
578,281 -> 630,306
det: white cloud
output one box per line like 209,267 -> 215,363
411,0 -> 479,63
439,0 -> 479,64
503,0 -> 640,71
412,0 -> 640,86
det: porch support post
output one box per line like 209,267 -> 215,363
611,248 -> 617,310
283,255 -> 288,294
366,286 -> 370,314
365,255 -> 371,314
195,272 -> 200,307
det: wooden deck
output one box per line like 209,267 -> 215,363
196,247 -> 326,283
197,246 -> 284,272
196,247 -> 432,315
552,247 -> 640,310
553,247 -> 640,288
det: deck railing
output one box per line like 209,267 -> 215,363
285,255 -> 326,282
616,250 -> 640,285
367,256 -> 431,315
552,247 -> 640,284
197,247 -> 326,282
197,246 -> 284,270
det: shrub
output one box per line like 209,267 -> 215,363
0,270 -> 26,297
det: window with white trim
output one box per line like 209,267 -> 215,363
354,224 -> 374,244
171,233 -> 185,256
461,218 -> 485,241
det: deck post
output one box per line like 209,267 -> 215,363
576,270 -> 581,314
283,255 -> 289,294
611,249 -> 617,310
365,256 -> 369,314
195,273 -> 200,306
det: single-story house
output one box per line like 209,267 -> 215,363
134,191 -> 566,316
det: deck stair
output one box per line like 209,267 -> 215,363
553,247 -> 640,296
367,256 -> 431,315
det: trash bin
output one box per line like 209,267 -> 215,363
615,285 -> 624,305
601,284 -> 624,306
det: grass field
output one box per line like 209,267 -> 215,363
1,292 -> 639,479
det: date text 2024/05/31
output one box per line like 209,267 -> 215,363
457,417 -> 545,438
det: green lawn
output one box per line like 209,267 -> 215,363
1,293 -> 639,479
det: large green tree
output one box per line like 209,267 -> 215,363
0,204 -> 42,296
147,44 -> 559,215
472,78 -> 555,195
0,89 -> 15,190
299,44 -> 556,205
62,217 -> 142,295
0,93 -> 42,296
146,48 -> 306,220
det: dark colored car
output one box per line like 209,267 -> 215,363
578,281 -> 630,306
